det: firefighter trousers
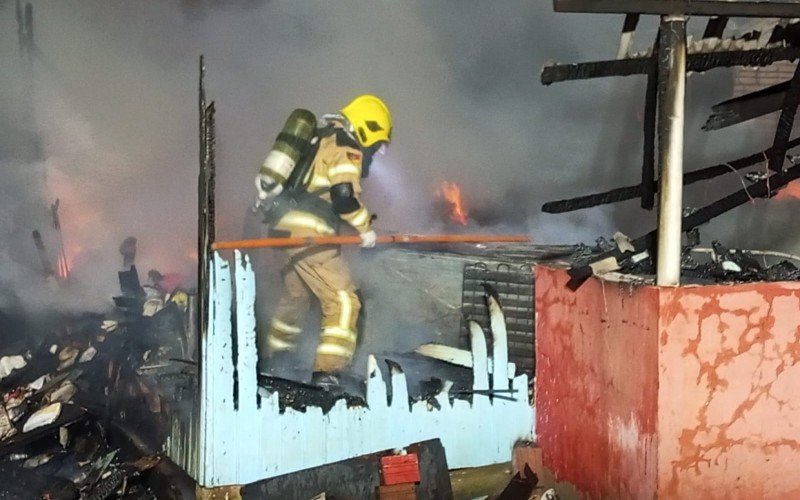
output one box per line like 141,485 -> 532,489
261,246 -> 361,373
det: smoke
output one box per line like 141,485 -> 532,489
2,1 -> 799,355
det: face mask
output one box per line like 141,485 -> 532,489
361,143 -> 387,178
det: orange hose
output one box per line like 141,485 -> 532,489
210,233 -> 530,251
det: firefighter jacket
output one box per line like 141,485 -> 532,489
272,125 -> 372,237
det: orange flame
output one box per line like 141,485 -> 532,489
775,180 -> 800,201
439,181 -> 469,226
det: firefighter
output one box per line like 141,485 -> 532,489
257,94 -> 392,387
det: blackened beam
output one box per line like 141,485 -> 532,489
553,0 -> 800,18
31,230 -> 54,277
703,79 -> 789,131
566,160 -> 800,290
197,54 -> 214,351
769,61 -> 800,171
641,32 -> 658,210
541,45 -> 800,85
703,16 -> 728,40
542,137 -> 800,213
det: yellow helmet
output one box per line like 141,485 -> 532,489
341,94 -> 392,148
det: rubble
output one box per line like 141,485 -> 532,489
0,258 -> 195,498
573,235 -> 800,285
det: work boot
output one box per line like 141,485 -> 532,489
311,371 -> 340,390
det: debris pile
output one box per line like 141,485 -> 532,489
571,233 -> 800,285
0,259 -> 195,498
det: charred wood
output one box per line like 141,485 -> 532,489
566,161 -> 800,289
542,45 -> 800,85
31,230 -> 54,278
702,16 -> 728,41
641,33 -> 658,209
542,137 -> 800,213
118,237 -> 137,270
704,79 -> 789,130
769,62 -> 800,171
197,55 -> 215,356
0,461 -> 77,500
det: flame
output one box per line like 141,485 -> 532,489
775,180 -> 800,201
439,181 -> 469,225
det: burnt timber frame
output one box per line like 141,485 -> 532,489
566,158 -> 800,290
541,46 -> 800,85
542,137 -> 800,213
545,1 -> 800,286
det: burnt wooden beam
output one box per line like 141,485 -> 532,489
542,137 -> 800,213
703,16 -> 729,40
566,160 -> 800,290
542,45 -> 800,85
554,0 -> 800,18
641,33 -> 658,210
197,55 -> 216,354
769,61 -> 800,171
704,80 -> 789,130
31,230 -> 54,278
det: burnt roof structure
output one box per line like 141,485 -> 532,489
542,0 -> 800,288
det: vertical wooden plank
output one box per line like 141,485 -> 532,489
234,251 -> 258,409
470,322 -> 490,392
641,33 -> 659,210
197,254 -> 214,486
488,296 -> 509,392
199,253 -> 235,486
234,251 -> 260,481
366,355 -> 389,409
389,363 -> 410,412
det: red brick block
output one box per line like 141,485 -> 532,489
380,454 -> 420,486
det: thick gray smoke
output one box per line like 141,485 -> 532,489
1,0 -> 799,320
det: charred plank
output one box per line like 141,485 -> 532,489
542,45 -> 800,85
641,32 -> 658,209
702,16 -> 728,41
769,61 -> 800,171
704,79 -> 789,130
31,230 -> 54,277
542,137 -> 800,213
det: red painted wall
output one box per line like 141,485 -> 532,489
658,284 -> 800,498
536,267 -> 800,499
536,267 -> 659,499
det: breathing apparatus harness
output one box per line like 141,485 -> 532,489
258,114 -> 365,231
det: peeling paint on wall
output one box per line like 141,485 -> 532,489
536,265 -> 800,499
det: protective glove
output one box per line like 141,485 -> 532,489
255,174 -> 282,201
359,230 -> 377,248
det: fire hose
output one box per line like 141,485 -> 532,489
210,233 -> 530,251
